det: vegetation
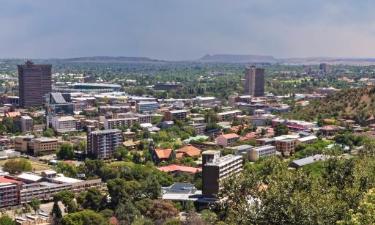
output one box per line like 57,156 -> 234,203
57,143 -> 75,160
287,87 -> 375,125
3,158 -> 32,174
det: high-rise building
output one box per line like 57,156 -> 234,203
87,129 -> 123,159
18,61 -> 52,108
202,151 -> 243,197
244,66 -> 265,97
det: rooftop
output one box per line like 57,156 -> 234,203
155,148 -> 173,160
206,154 -> 243,167
90,129 -> 121,134
158,165 -> 202,174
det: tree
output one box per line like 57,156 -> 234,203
57,143 -> 75,160
56,162 -> 78,178
274,123 -> 289,136
0,215 -> 16,225
145,200 -> 179,224
131,217 -> 153,225
142,175 -> 161,199
51,200 -> 63,224
3,159 -> 32,174
200,210 -> 217,225
55,190 -> 77,213
338,188 -> 375,225
61,210 -> 108,225
29,198 -> 41,215
115,200 -> 140,225
43,128 -> 55,137
79,188 -> 106,211
114,146 -> 130,161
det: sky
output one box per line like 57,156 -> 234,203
1,0 -> 375,60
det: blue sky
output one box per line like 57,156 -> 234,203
1,0 -> 375,60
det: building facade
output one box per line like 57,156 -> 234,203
18,61 -> 52,108
249,145 -> 276,161
244,66 -> 265,97
87,129 -> 123,159
202,152 -> 243,197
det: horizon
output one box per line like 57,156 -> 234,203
2,0 -> 375,60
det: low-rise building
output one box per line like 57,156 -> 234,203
175,145 -> 201,159
136,101 -> 159,113
20,115 -> 33,133
215,133 -> 239,147
31,138 -> 59,156
217,110 -> 242,121
51,116 -> 77,133
275,138 -> 297,157
164,110 -> 188,121
249,145 -> 277,161
0,177 -> 21,208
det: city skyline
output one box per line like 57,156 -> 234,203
2,0 -> 375,60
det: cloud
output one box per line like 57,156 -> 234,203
0,0 -> 375,59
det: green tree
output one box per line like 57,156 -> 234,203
0,215 -> 16,225
61,210 -> 108,225
79,188 -> 106,211
3,159 -> 32,174
29,198 -> 41,215
274,123 -> 289,136
57,143 -> 75,160
338,188 -> 375,225
43,128 -> 55,137
55,190 -> 77,213
51,200 -> 63,224
115,200 -> 140,225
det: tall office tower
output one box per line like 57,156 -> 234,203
244,66 -> 265,97
18,61 -> 52,108
319,63 -> 329,74
87,129 -> 123,159
202,151 -> 243,197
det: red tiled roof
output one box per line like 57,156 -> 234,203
0,176 -> 22,184
176,145 -> 201,158
240,132 -> 257,141
158,164 -> 202,174
4,111 -> 21,118
109,217 -> 120,225
219,133 -> 239,139
155,148 -> 173,160
321,125 -> 339,131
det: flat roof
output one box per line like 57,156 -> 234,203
90,129 -> 121,134
52,176 -> 82,184
17,173 -> 42,182
206,154 -> 242,167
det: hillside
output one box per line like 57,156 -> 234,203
287,87 -> 375,124
199,54 -> 277,63
59,56 -> 164,63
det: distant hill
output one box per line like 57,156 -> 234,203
287,87 -> 375,125
280,57 -> 375,65
199,54 -> 277,63
60,56 -> 164,63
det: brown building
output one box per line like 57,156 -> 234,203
275,138 -> 297,157
31,138 -> 59,156
244,66 -> 265,97
164,110 -> 188,121
18,61 -> 52,108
